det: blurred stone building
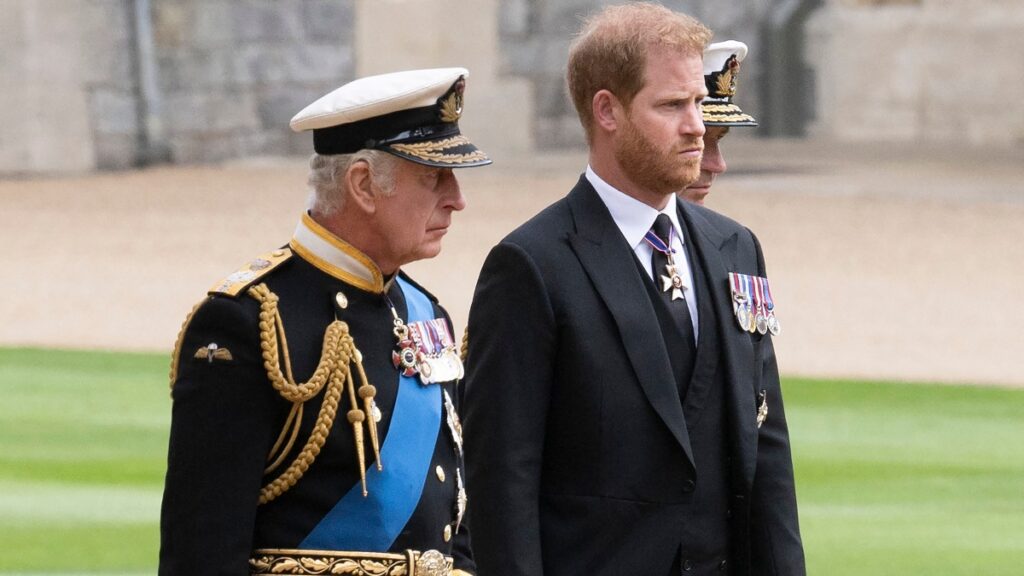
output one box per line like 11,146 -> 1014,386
1,0 -> 1021,174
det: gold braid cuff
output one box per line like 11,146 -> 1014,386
248,283 -> 380,503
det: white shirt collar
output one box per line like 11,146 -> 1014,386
585,165 -> 685,249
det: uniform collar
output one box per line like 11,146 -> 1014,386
585,165 -> 685,250
289,212 -> 387,293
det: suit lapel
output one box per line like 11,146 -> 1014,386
678,199 -> 759,488
565,179 -> 694,468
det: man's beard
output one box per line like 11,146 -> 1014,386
614,115 -> 702,197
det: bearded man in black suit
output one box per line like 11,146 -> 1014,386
462,4 -> 805,576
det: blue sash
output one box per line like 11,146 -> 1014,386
300,276 -> 442,551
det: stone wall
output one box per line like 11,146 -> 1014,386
497,0 -> 775,148
807,0 -> 1024,146
0,0 -> 136,173
2,0 -> 1022,175
153,0 -> 354,163
0,0 -> 354,174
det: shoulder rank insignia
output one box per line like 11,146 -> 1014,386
209,248 -> 293,297
194,342 -> 233,364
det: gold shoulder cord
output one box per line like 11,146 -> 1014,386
247,283 -> 381,503
459,327 -> 469,363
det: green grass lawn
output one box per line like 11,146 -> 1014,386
0,348 -> 169,574
789,377 -> 1024,575
1,348 -> 1022,574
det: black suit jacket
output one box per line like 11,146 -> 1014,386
463,177 -> 804,576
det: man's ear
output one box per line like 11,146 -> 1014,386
592,89 -> 622,134
345,159 -> 377,215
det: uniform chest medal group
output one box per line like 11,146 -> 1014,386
391,314 -> 465,384
729,272 -> 780,336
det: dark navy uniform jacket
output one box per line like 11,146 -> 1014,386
160,213 -> 473,575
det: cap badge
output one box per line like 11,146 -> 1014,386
438,77 -> 465,123
716,55 -> 739,98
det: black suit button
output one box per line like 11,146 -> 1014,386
682,558 -> 693,571
682,479 -> 696,492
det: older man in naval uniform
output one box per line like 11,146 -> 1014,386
681,40 -> 759,206
462,4 -> 805,576
160,68 -> 489,576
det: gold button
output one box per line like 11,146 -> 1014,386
435,465 -> 446,483
443,524 -> 452,542
335,292 -> 348,309
272,249 -> 286,257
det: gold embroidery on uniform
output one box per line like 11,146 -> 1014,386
701,103 -> 734,113
209,248 -> 293,296
249,548 -> 454,576
705,114 -> 756,122
248,283 -> 381,503
439,91 -> 463,123
716,68 -> 734,97
390,135 -> 489,165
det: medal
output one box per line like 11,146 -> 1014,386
731,272 -> 773,334
730,272 -> 750,331
407,318 -> 464,384
389,309 -> 464,385
661,264 -> 686,301
735,297 -> 751,332
761,277 -> 781,336
741,272 -> 757,332
391,319 -> 420,377
753,274 -> 768,335
645,225 -> 687,300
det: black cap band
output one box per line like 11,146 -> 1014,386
312,104 -> 445,155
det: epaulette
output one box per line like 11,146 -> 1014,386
209,247 -> 293,297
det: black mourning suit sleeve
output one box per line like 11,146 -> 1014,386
463,241 -> 557,576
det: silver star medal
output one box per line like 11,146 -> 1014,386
660,263 -> 687,301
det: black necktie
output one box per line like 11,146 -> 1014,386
650,214 -> 696,350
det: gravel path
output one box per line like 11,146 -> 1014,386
2,138 -> 1022,386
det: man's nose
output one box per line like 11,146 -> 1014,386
703,144 -> 726,175
683,103 -> 707,139
442,171 -> 466,211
